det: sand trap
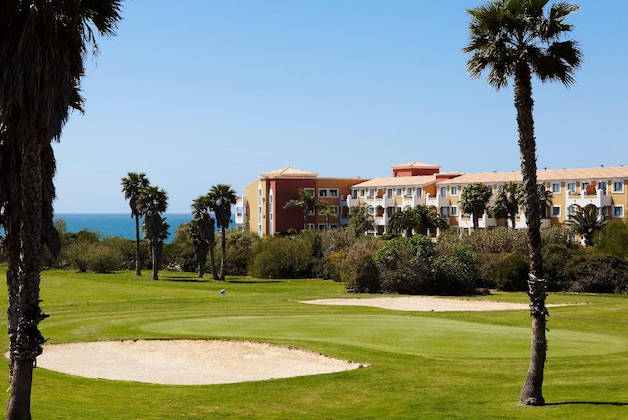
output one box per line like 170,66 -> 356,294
36,339 -> 365,385
304,296 -> 539,312
35,297 -> 563,385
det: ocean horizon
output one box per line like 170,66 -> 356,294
55,213 -> 237,243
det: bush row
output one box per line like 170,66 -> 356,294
10,222 -> 626,295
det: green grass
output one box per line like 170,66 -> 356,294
1,268 -> 627,419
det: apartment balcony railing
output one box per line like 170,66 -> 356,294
425,193 -> 450,209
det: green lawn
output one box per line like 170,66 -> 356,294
1,268 -> 627,419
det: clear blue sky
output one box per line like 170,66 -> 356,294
53,0 -> 628,213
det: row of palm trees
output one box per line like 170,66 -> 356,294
460,181 -> 553,231
190,185 -> 237,280
122,173 -> 238,281
121,173 -> 169,280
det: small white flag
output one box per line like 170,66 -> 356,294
220,289 -> 226,297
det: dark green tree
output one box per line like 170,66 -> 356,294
347,204 -> 375,236
459,183 -> 492,231
566,205 -> 607,247
121,172 -> 150,276
138,186 -> 169,280
209,184 -> 237,280
0,2 -> 122,417
465,0 -> 582,406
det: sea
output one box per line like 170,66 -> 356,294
54,213 -> 237,243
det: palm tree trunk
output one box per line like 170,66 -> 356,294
151,243 -> 159,280
134,214 -> 142,276
209,247 -> 219,280
220,228 -> 227,280
515,62 -> 546,406
7,140 -> 47,419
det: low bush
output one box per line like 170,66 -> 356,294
566,253 -> 628,293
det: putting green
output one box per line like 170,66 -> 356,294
141,315 -> 628,359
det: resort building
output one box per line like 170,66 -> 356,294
437,166 -> 628,236
237,162 -> 628,238
235,167 -> 365,236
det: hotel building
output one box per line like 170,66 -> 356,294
237,162 -> 628,237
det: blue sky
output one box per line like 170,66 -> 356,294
53,0 -> 627,213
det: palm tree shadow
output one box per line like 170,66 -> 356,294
545,401 -> 628,407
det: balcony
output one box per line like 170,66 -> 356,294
566,188 -> 612,209
425,193 -> 450,209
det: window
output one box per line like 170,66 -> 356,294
387,188 -> 393,199
567,182 -> 576,193
568,205 -> 578,216
359,189 -> 365,197
406,187 -> 412,197
306,223 -> 315,230
552,183 -> 561,193
304,188 -> 315,197
318,189 -> 328,197
551,206 -> 561,217
440,186 -> 447,198
450,206 -> 458,216
368,188 -> 375,198
352,189 -> 358,199
600,207 -> 608,217
440,207 -> 448,217
613,181 -> 624,193
329,189 -> 338,197
329,206 -> 339,214
451,186 -> 458,195
416,187 -> 423,198
367,206 -> 375,215
598,180 -> 607,193
613,206 -> 624,218
307,209 -> 315,216
396,188 -> 402,197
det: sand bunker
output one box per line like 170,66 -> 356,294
304,296 -> 536,312
36,339 -> 365,385
35,297 -> 559,385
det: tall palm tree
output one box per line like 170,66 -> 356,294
209,184 -> 237,280
0,2 -> 122,417
566,205 -> 607,247
492,182 -> 522,229
347,204 -> 374,236
459,183 -> 493,231
138,186 -> 169,281
465,0 -> 581,406
190,195 -> 216,278
121,172 -> 150,276
284,189 -> 329,231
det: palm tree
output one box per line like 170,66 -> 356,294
190,195 -> 216,278
0,2 -> 122,417
284,189 -> 329,231
138,186 -> 169,281
414,204 -> 448,236
121,172 -> 150,276
492,182 -> 522,229
465,0 -> 582,406
459,183 -> 493,231
388,208 -> 416,237
209,184 -> 237,280
536,183 -> 553,220
566,205 -> 607,247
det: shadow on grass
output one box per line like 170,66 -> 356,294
160,275 -> 210,283
545,401 -> 628,407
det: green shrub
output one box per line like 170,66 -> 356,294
379,249 -> 434,295
338,237 -> 380,293
488,252 -> 529,292
248,235 -> 315,279
542,243 -> 583,291
594,219 -> 628,258
433,245 -> 480,295
565,253 -> 628,293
